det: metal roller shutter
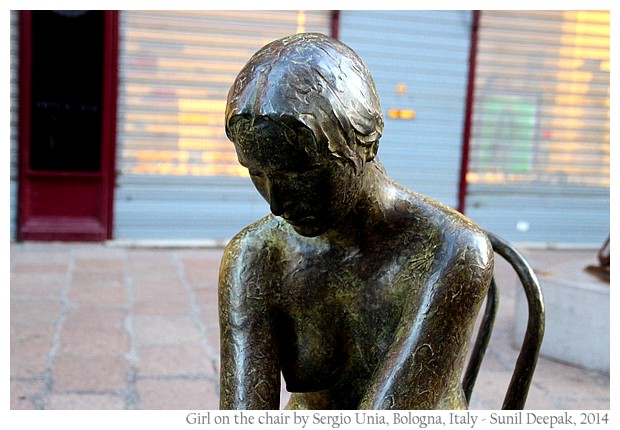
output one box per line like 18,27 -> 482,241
466,10 -> 610,245
339,10 -> 473,207
10,11 -> 19,241
114,10 -> 331,241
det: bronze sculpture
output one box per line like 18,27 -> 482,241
585,235 -> 610,282
219,33 -> 493,410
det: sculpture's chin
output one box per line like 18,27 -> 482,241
282,217 -> 327,238
290,223 -> 326,238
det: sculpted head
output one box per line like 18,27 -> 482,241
225,32 -> 384,171
225,33 -> 385,236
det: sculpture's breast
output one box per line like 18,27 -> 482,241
276,303 -> 349,392
274,255 -> 405,394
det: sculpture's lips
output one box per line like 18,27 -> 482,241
283,216 -> 317,226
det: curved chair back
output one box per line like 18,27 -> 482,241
462,231 -> 545,410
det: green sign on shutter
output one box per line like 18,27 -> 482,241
478,95 -> 537,173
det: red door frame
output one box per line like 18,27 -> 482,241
17,11 -> 118,241
457,10 -> 481,214
330,10 -> 340,39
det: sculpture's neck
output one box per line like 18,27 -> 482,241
321,159 -> 394,248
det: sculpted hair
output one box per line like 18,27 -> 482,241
225,33 -> 384,171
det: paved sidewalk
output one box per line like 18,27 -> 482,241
10,242 -> 610,410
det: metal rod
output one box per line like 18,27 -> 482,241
485,231 -> 546,410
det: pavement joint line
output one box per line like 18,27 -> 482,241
136,373 -> 219,381
122,248 -> 140,410
174,251 -> 220,363
44,247 -> 75,399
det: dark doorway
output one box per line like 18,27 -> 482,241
18,11 -> 118,241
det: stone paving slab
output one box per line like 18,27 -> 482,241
9,242 -> 610,410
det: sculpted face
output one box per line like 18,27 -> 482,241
225,33 -> 383,238
230,116 -> 364,237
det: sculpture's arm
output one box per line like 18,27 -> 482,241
359,232 -> 493,409
218,236 -> 281,409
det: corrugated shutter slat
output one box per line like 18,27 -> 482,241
115,10 -> 331,240
10,11 -> 19,240
466,10 -> 609,245
340,10 -> 472,207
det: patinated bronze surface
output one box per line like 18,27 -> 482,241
219,33 -> 493,410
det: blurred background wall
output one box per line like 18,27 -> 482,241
10,10 -> 610,246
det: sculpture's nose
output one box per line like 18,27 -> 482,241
266,177 -> 286,216
270,197 -> 285,217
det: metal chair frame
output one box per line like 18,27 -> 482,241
462,231 -> 545,410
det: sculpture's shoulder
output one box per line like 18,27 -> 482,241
219,215 -> 289,286
224,214 -> 281,254
442,220 -> 494,285
434,200 -> 491,261
430,199 -> 493,289
383,190 -> 493,318
392,187 -> 493,277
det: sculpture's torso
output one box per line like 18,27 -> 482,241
275,235 -> 414,406
244,191 -> 474,409
221,182 -> 491,410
